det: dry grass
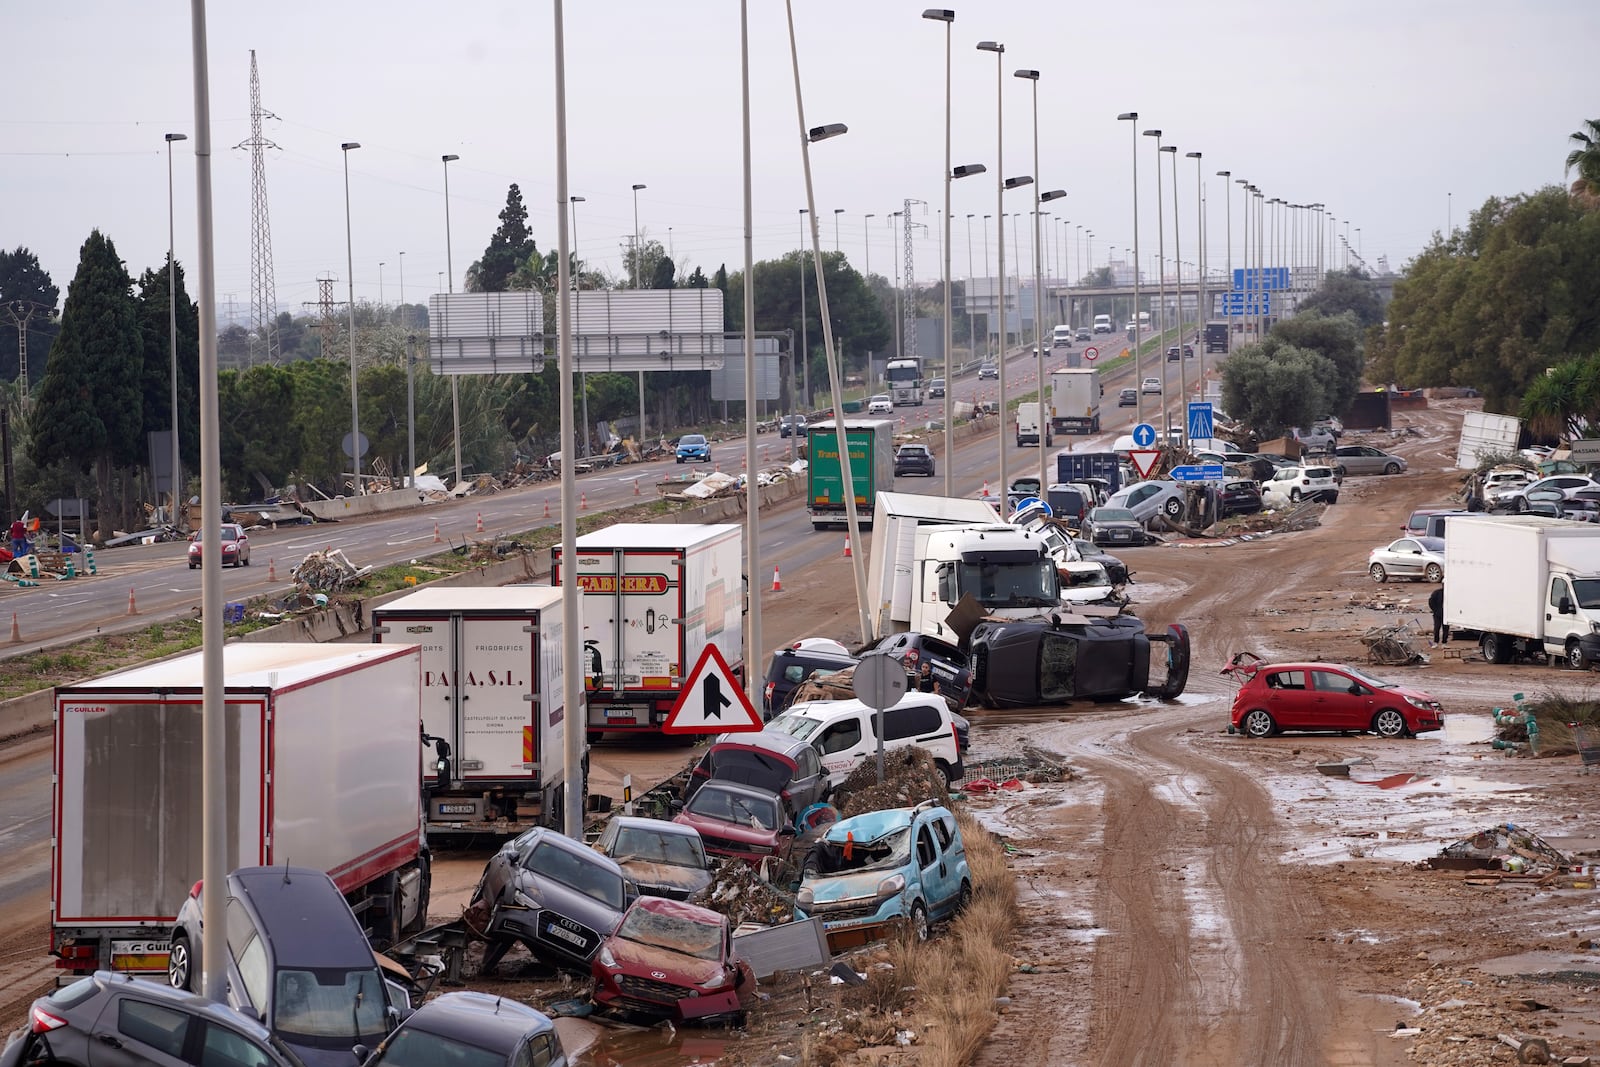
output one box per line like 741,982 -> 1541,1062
1523,687 -> 1600,757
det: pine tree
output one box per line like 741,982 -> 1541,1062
135,258 -> 201,473
477,184 -> 535,292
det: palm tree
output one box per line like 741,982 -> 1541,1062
1565,119 -> 1600,201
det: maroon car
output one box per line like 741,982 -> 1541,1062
1223,654 -> 1444,739
672,780 -> 795,865
591,896 -> 756,1022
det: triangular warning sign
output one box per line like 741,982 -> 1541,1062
663,644 -> 763,735
1128,449 -> 1162,480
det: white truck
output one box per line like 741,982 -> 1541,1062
885,357 -> 924,406
552,523 -> 744,741
51,643 -> 431,976
370,586 -> 570,834
1050,367 -> 1102,435
1016,401 -> 1052,448
866,492 -> 1002,642
1443,515 -> 1600,667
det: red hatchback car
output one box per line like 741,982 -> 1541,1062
1223,655 -> 1444,739
591,896 -> 756,1023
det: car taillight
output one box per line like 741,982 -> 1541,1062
189,879 -> 203,899
31,1006 -> 68,1033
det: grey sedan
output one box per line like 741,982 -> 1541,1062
1333,445 -> 1407,476
1368,536 -> 1445,583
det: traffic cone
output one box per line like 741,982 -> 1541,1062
843,537 -> 852,559
475,512 -> 484,533
126,587 -> 139,615
433,522 -> 442,543
8,613 -> 19,644
772,565 -> 782,592
633,477 -> 642,496
982,479 -> 990,499
544,497 -> 551,518
268,558 -> 277,582
581,492 -> 589,511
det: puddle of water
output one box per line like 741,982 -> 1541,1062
1375,774 -> 1529,795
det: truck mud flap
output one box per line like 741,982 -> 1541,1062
1150,623 -> 1190,699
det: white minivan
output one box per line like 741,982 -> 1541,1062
1093,313 -> 1112,334
1051,325 -> 1073,348
766,693 -> 966,787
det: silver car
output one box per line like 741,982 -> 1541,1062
1333,445 -> 1407,477
1104,480 -> 1185,525
1368,536 -> 1445,583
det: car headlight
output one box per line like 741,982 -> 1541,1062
1403,695 -> 1432,710
597,944 -> 616,968
512,886 -> 542,908
702,969 -> 729,991
796,887 -> 813,909
876,874 -> 906,900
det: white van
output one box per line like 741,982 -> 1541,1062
1016,401 -> 1051,448
766,693 -> 966,787
1051,325 -> 1073,349
1093,314 -> 1112,334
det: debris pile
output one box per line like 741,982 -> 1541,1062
1427,823 -> 1569,875
702,858 -> 796,928
291,548 -> 372,591
959,746 -> 1074,796
833,747 -> 949,817
788,666 -> 857,705
1361,622 -> 1428,666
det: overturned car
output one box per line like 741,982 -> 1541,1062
967,612 -> 1190,708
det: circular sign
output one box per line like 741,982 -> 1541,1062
852,651 -> 908,712
1131,422 -> 1157,448
1084,346 -> 1099,362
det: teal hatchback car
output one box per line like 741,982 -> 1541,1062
794,801 -> 969,949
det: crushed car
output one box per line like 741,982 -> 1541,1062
967,613 -> 1190,708
593,816 -> 715,902
590,896 -> 757,1024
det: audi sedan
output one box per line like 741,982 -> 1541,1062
1368,536 -> 1445,583
188,523 -> 251,568
1224,656 -> 1444,739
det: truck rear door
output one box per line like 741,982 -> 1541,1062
454,614 -> 539,780
579,548 -> 684,727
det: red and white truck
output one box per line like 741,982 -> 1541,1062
51,643 -> 430,976
370,585 -> 569,835
552,523 -> 744,741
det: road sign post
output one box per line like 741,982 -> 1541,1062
852,651 -> 907,783
1131,423 -> 1157,449
1084,346 -> 1099,362
663,644 -> 762,734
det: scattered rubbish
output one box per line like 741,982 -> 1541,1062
1317,756 -> 1374,778
291,548 -> 372,591
1427,823 -> 1569,875
829,962 -> 866,987
1497,1032 -> 1551,1064
1362,623 -> 1429,666
1571,722 -> 1600,773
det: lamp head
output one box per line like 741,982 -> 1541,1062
976,40 -> 1003,53
1040,189 -> 1067,203
341,142 -> 361,151
1160,145 -> 1176,154
1185,151 -> 1202,159
1117,111 -> 1138,121
952,163 -> 987,179
808,123 -> 848,142
441,153 -> 458,163
921,8 -> 954,21
1142,129 -> 1161,138
570,195 -> 585,203
1013,69 -> 1039,81
165,133 -> 187,143
1217,170 -> 1231,178
632,183 -> 646,191
1003,176 -> 1034,190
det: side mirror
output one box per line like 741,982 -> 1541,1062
1561,597 -> 1575,615
352,1045 -> 370,1065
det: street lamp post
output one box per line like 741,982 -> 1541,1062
1163,143 -> 1182,443
1143,128 -> 1165,411
739,0 -> 762,701
164,132 -> 186,526
977,39 -> 1006,500
378,261 -> 385,311
799,208 -> 809,408
341,141 -> 362,496
1117,112 -> 1143,423
863,212 -> 875,279
924,8 -> 955,496
982,214 -> 991,363
399,250 -> 412,488
1035,191 -> 1065,498
632,183 -> 647,443
571,195 -> 590,457
833,207 -> 844,252
1217,169 -> 1231,349
441,154 -> 463,491
1187,151 -> 1205,415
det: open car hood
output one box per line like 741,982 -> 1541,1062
706,745 -> 798,795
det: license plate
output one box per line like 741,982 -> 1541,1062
546,922 -> 587,947
437,803 -> 476,815
604,707 -> 638,720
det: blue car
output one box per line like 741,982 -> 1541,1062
794,801 -> 970,950
676,434 -> 711,464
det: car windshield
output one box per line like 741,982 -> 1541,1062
686,786 -> 781,831
899,447 -> 928,457
617,906 -> 724,961
272,967 -> 388,1043
812,826 -> 912,875
766,712 -> 822,742
1093,508 -> 1136,523
1416,537 -> 1445,553
679,435 -> 706,446
219,526 -> 242,540
886,364 -> 920,383
955,558 -> 1059,608
1304,468 -> 1334,479
1572,578 -> 1600,610
612,826 -> 707,869
525,840 -> 626,909
1344,665 -> 1393,690
371,1029 -> 505,1067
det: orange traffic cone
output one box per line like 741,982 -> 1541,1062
581,492 -> 589,511
433,522 -> 442,543
633,477 -> 642,496
544,497 -> 551,518
771,565 -> 782,592
268,558 -> 277,581
843,537 -> 852,559
475,512 -> 484,533
126,587 -> 139,615
982,480 -> 990,499
8,613 -> 19,644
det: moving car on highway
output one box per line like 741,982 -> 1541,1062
894,443 -> 935,477
189,523 -> 251,569
675,434 -> 711,464
1141,376 -> 1162,395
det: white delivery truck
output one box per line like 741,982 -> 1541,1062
51,643 -> 431,976
1050,367 -> 1102,435
1016,401 -> 1052,448
552,523 -> 744,741
865,492 -> 1002,643
370,586 -> 569,834
1443,515 -> 1600,667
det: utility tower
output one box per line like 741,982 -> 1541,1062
237,50 -> 280,365
303,276 -> 338,360
1,301 -> 51,400
903,199 -> 927,362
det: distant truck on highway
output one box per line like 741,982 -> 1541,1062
1204,321 -> 1230,353
1444,515 -> 1600,668
51,644 -> 432,976
1049,367 -> 1102,435
371,586 -> 571,835
807,418 -> 895,531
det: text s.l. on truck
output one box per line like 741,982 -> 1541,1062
807,418 -> 895,532
552,523 -> 744,742
371,585 -> 569,834
52,643 -> 431,976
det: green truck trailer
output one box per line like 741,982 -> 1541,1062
806,418 -> 895,532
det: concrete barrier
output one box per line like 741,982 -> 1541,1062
299,490 -> 430,522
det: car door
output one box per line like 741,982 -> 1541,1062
1385,539 -> 1422,578
89,994 -> 195,1067
198,1021 -> 283,1067
1548,574 -> 1582,653
1261,669 -> 1310,727
791,743 -> 827,807
814,714 -> 865,782
1309,668 -> 1365,730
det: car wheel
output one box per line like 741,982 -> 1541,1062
1424,563 -> 1443,583
243,555 -> 250,566
1289,489 -> 1302,504
676,457 -> 683,464
934,759 -> 954,788
1369,563 -> 1388,583
1335,465 -> 1347,478
1516,497 -> 1528,513
189,562 -> 198,569
168,933 -> 193,990
908,901 -> 930,943
1383,462 -> 1401,475
1567,639 -> 1591,671
1242,709 -> 1276,739
1162,496 -> 1183,518
1371,708 -> 1408,739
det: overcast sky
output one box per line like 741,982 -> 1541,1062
9,1 -> 1592,321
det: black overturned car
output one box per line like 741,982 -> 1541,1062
967,615 -> 1189,708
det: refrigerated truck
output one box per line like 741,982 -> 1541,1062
51,643 -> 431,976
371,586 -> 568,834
807,418 -> 895,531
552,523 -> 745,742
1049,367 -> 1102,435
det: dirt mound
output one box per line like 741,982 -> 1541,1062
834,746 -> 949,818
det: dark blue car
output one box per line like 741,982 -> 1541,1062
675,434 -> 711,464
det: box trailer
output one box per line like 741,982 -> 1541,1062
51,643 -> 430,976
1455,410 -> 1523,470
1443,515 -> 1600,667
1049,368 -> 1101,435
807,418 -> 895,531
553,524 -> 744,741
864,492 -> 1001,642
1056,451 -> 1123,495
371,586 -> 568,834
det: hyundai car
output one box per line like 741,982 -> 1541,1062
591,897 -> 756,1023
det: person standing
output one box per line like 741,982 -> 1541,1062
8,518 -> 28,559
1428,585 -> 1447,647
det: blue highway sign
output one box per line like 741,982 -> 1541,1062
1170,464 -> 1226,482
1231,266 -> 1289,291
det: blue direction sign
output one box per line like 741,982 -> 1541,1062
1170,464 -> 1226,482
1232,266 -> 1290,291
1187,402 -> 1214,443
1220,292 -> 1273,316
1131,422 -> 1157,448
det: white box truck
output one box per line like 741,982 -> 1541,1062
1016,401 -> 1052,448
552,523 -> 744,741
370,586 -> 569,834
1443,515 -> 1600,667
865,492 -> 1002,642
1050,367 -> 1102,435
51,643 -> 431,976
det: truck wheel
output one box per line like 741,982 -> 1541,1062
1567,640 -> 1591,671
168,934 -> 194,991
1424,563 -> 1443,583
1369,563 -> 1388,583
1480,633 -> 1508,664
1371,708 -> 1408,739
1016,437 -> 1024,448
